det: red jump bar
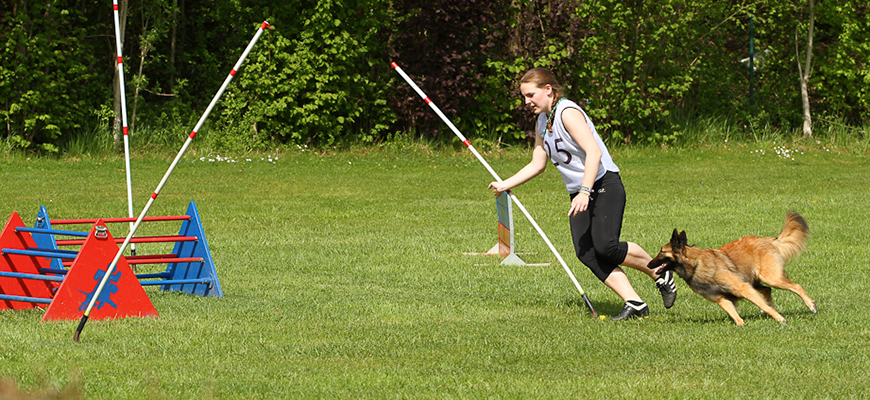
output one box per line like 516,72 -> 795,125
49,215 -> 191,224
62,257 -> 203,267
127,257 -> 204,265
56,235 -> 197,246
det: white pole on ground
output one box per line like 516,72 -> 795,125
390,62 -> 598,318
74,21 -> 272,342
112,0 -> 136,256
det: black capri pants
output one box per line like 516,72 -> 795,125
568,171 -> 629,282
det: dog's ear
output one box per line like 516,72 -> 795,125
670,229 -> 688,249
670,229 -> 680,243
676,230 -> 688,248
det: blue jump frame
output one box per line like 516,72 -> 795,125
30,201 -> 223,298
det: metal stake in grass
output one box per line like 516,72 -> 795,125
73,21 -> 272,343
111,0 -> 137,256
391,62 -> 598,318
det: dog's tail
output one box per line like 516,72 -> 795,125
774,211 -> 809,263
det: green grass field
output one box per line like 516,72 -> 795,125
1,143 -> 868,399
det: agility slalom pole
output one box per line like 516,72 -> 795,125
112,0 -> 137,256
73,21 -> 271,342
391,63 -> 598,318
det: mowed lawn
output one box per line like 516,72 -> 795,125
0,145 -> 868,399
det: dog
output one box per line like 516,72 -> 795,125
647,212 -> 817,325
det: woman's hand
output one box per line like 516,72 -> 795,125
486,132 -> 549,198
488,181 -> 510,197
569,193 -> 590,217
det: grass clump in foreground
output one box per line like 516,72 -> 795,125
0,142 -> 868,399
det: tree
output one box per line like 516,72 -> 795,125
796,0 -> 815,138
1,0 -> 108,151
129,0 -> 175,133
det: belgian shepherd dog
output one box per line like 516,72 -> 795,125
647,212 -> 817,325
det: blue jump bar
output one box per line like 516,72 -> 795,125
31,248 -> 78,255
0,294 -> 53,304
135,272 -> 171,279
0,270 -> 64,282
39,268 -> 69,275
1,248 -> 77,259
37,269 -> 174,281
0,271 -> 207,286
140,278 -> 211,286
16,227 -> 89,237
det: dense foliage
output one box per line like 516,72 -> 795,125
1,0 -> 868,152
1,0 -> 109,152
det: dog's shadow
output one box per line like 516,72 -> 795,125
563,296 -> 817,324
666,304 -> 818,325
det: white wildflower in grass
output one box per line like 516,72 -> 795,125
751,145 -> 802,161
769,145 -> 796,161
192,154 -> 276,164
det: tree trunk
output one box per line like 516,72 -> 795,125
170,0 -> 177,93
131,41 -> 148,133
797,0 -> 815,138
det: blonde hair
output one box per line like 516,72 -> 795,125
520,68 -> 566,132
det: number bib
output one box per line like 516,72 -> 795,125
537,100 -> 619,193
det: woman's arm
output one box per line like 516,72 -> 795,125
489,133 -> 549,196
562,107 -> 601,216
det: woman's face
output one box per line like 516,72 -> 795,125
520,82 -> 553,115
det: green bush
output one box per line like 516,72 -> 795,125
214,1 -> 396,150
0,2 -> 108,151
1,0 -> 868,152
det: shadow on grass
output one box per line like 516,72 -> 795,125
561,296 -> 625,317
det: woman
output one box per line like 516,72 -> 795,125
488,68 -> 676,320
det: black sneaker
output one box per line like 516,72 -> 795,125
610,302 -> 649,321
656,270 -> 677,309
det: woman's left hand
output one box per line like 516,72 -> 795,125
569,193 -> 590,217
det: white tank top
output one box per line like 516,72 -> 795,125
537,99 -> 619,193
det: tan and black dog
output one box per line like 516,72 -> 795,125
647,212 -> 817,325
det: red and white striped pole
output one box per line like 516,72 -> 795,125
391,62 -> 598,318
74,21 -> 272,342
112,0 -> 137,256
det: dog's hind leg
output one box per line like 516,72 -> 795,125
754,283 -> 773,307
759,273 -> 818,314
741,288 -> 788,324
714,297 -> 745,326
